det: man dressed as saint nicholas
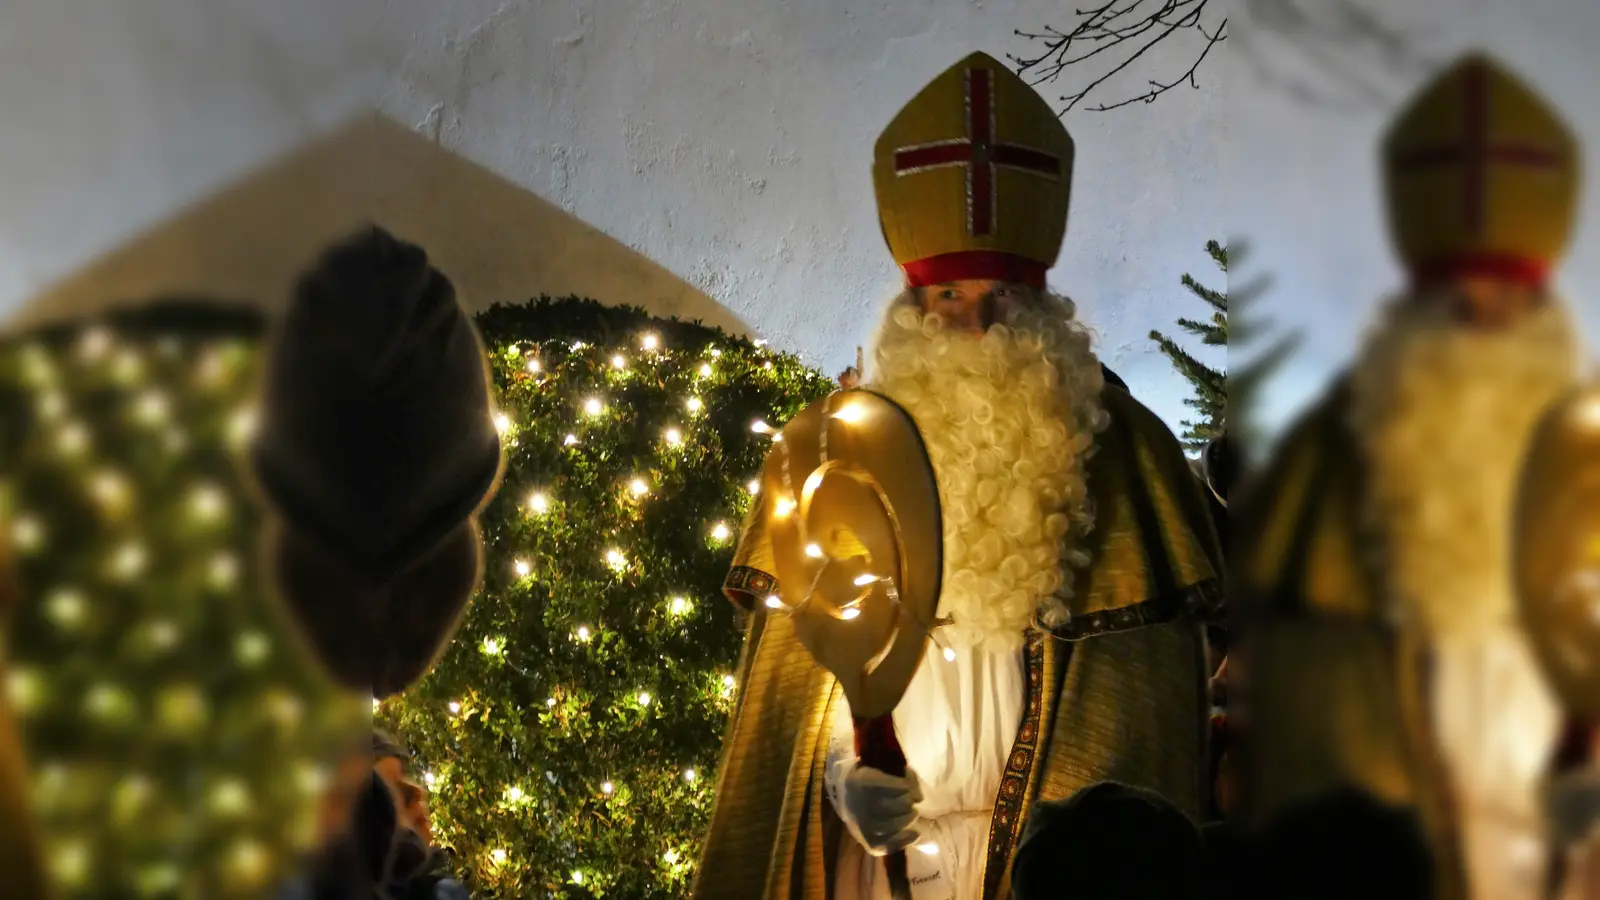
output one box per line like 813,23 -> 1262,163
1234,52 -> 1584,900
691,52 -> 1224,900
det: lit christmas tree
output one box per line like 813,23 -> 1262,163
0,303 -> 368,898
373,297 -> 832,898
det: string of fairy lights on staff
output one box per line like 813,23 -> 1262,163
750,396 -> 959,668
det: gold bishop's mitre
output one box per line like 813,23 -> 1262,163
1383,52 -> 1580,288
873,51 -> 1075,289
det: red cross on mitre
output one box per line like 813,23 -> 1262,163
1391,61 -> 1565,237
891,67 -> 1063,238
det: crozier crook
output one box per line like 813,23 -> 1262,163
758,389 -> 945,900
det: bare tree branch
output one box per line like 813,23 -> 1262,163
1015,0 -> 1439,115
1012,0 -> 1224,113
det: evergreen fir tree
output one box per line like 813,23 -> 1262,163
1150,241 -> 1228,451
1226,244 -> 1299,453
1151,240 -> 1299,454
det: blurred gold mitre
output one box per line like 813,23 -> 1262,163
1383,52 -> 1579,289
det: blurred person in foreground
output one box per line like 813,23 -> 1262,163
1235,52 -> 1583,900
1010,782 -> 1208,900
281,730 -> 466,900
692,51 -> 1223,900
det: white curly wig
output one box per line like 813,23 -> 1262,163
868,288 -> 1110,652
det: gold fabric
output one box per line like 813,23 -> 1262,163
1233,378 -> 1465,897
872,52 -> 1074,271
1383,52 -> 1579,272
693,384 -> 1221,900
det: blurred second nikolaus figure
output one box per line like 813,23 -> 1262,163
1234,52 -> 1584,900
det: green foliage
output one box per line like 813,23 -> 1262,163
0,296 -> 832,899
1150,240 -> 1228,450
0,303 -> 367,898
377,297 -> 833,898
1225,246 -> 1300,452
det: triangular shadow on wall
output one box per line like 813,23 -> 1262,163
7,114 -> 749,336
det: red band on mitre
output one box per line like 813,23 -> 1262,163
901,251 -> 1048,289
1410,253 -> 1550,289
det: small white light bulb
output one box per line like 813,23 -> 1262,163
664,427 -> 683,446
584,398 -> 604,416
527,358 -> 541,373
612,354 -> 627,369
564,433 -> 579,446
490,848 -> 507,865
638,692 -> 652,707
493,413 -> 512,434
699,363 -> 713,377
642,333 -> 660,351
804,543 -> 824,559
686,396 -> 704,413
547,697 -> 557,707
711,522 -> 731,541
448,701 -> 462,714
747,479 -> 761,494
576,626 -> 592,642
601,781 -> 614,795
765,595 -> 785,609
840,607 -> 862,620
669,597 -> 690,615
684,769 -> 696,782
529,492 -> 549,514
629,478 -> 650,497
514,559 -> 531,577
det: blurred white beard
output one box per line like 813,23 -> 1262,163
1348,297 -> 1579,645
867,291 -> 1110,653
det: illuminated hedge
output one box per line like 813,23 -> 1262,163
378,297 -> 831,898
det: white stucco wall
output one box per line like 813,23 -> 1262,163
0,0 -> 1225,436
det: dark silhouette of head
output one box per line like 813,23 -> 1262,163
1253,787 -> 1436,899
1011,781 -> 1207,899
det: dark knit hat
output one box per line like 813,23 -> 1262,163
250,226 -> 504,583
1011,781 -> 1207,900
268,518 -> 484,699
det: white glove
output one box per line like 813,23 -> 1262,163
838,763 -> 923,857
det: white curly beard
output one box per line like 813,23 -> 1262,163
1348,297 -> 1578,645
867,291 -> 1110,653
